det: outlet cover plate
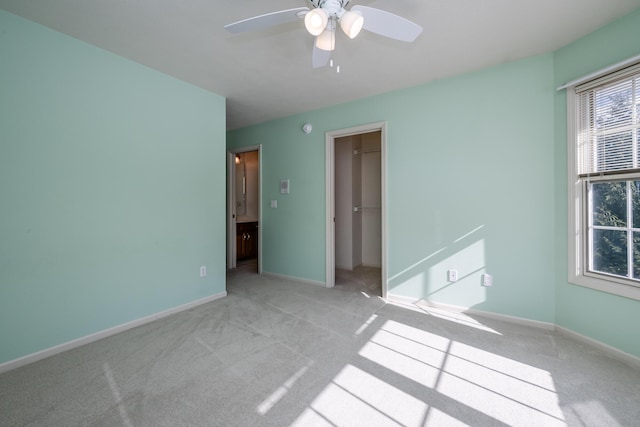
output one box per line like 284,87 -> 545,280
481,273 -> 493,287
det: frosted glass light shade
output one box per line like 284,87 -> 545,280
315,28 -> 335,51
305,8 -> 329,36
340,10 -> 364,39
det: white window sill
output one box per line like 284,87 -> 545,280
569,273 -> 640,301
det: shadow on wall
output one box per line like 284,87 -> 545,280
387,224 -> 489,310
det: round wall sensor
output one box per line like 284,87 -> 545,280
302,123 -> 313,134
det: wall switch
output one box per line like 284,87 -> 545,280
200,266 -> 207,277
481,273 -> 493,287
270,200 -> 277,208
447,269 -> 458,282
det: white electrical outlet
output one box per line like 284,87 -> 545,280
200,266 -> 207,277
447,269 -> 458,282
481,273 -> 493,287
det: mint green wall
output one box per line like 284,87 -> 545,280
0,11 -> 226,364
228,7 -> 640,359
229,121 -> 327,282
229,54 -> 557,323
553,9 -> 640,357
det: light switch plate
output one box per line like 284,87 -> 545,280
270,200 -> 277,208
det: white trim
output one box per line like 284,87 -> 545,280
556,52 -> 640,91
325,132 -> 335,288
566,78 -> 640,301
555,326 -> 640,370
568,276 -> 640,300
325,122 -> 388,298
567,88 -> 582,285
0,291 -> 227,374
261,271 -> 326,287
361,263 -> 382,269
385,294 -> 555,330
463,307 -> 555,331
227,151 -> 236,270
384,292 -> 419,306
380,123 -> 388,300
258,146 -> 263,274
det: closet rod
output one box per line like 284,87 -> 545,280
353,148 -> 381,155
353,206 -> 381,212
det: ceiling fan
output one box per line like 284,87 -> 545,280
224,0 -> 423,68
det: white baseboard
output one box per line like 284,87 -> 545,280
386,293 -> 640,368
386,294 -> 555,330
385,293 -> 419,306
0,291 -> 227,375
555,325 -> 640,370
362,263 -> 382,268
261,271 -> 327,288
335,264 -> 353,271
464,306 -> 555,331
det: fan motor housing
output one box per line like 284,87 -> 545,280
309,0 -> 349,17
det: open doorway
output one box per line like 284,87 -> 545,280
326,123 -> 387,298
227,146 -> 262,274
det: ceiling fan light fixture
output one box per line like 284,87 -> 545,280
304,8 -> 329,36
315,27 -> 335,51
340,10 -> 364,39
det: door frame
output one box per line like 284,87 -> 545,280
227,145 -> 262,272
325,122 -> 387,298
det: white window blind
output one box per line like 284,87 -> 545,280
576,64 -> 640,176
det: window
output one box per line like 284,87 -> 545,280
569,63 -> 640,300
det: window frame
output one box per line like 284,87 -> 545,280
567,67 -> 640,301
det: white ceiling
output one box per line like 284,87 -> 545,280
1,0 -> 640,130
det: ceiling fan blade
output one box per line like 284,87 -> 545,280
351,5 -> 423,42
312,43 -> 331,68
225,7 -> 309,34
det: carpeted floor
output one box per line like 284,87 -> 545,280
1,268 -> 639,426
335,266 -> 382,296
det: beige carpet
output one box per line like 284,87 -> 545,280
1,269 -> 639,426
